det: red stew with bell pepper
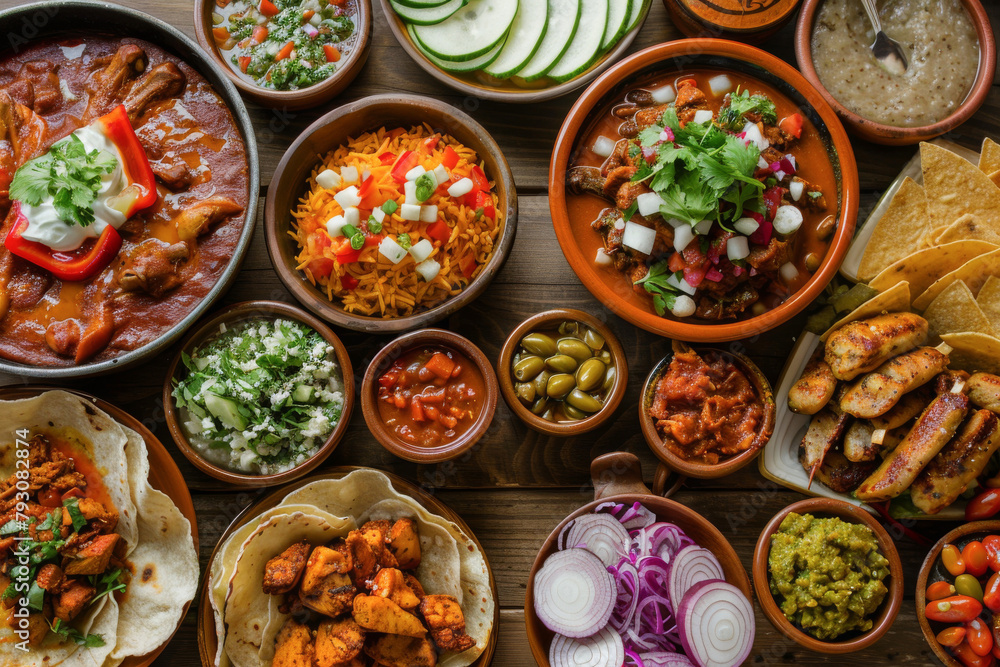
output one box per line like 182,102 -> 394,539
376,346 -> 485,447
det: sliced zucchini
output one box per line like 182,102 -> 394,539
546,0 -> 607,82
514,0 -> 580,81
412,0 -> 520,61
482,0 -> 548,78
408,23 -> 507,70
394,0 -> 451,8
600,0 -> 629,51
624,0 -> 650,33
390,0 -> 466,24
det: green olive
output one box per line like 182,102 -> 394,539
602,365 -> 617,392
598,350 -> 613,364
566,388 -> 603,413
513,355 -> 545,382
515,382 -> 536,404
583,328 -> 605,350
562,404 -> 587,420
576,358 -> 607,392
533,370 -> 551,396
545,354 -> 579,373
520,333 -> 557,357
530,397 -> 549,415
557,338 -> 593,361
546,373 -> 576,399
558,321 -> 579,336
955,574 -> 984,602
541,407 -> 556,421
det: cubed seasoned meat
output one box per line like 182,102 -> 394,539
263,540 -> 312,595
63,533 -> 119,576
359,521 -> 397,569
299,546 -> 356,618
386,519 -> 421,570
273,619 -> 314,667
364,634 -> 437,667
75,497 -> 119,532
419,594 -> 476,653
314,617 -> 366,666
352,595 -> 426,637
370,568 -> 421,610
35,564 -> 64,592
53,580 -> 96,622
345,530 -> 379,584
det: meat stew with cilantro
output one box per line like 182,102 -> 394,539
567,71 -> 838,322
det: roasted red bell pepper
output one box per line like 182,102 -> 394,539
474,190 -> 495,220
334,233 -> 381,264
426,218 -> 451,243
378,151 -> 397,166
390,151 -> 419,184
779,113 -> 804,139
99,105 -> 157,215
441,145 -> 460,170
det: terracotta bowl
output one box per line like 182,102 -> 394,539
640,343 -> 775,479
549,39 -> 859,342
753,497 -> 904,653
193,0 -> 371,109
264,94 -> 518,333
794,0 -> 995,145
916,521 -> 1000,667
525,452 -> 753,665
497,308 -> 628,437
163,300 -> 355,487
378,0 -> 652,103
361,328 -> 498,463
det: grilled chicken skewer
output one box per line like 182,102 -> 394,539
856,391 -> 970,501
788,349 -> 838,415
910,409 -> 1000,514
968,372 -> 1000,413
824,312 -> 929,381
811,450 -> 879,493
839,344 -> 951,419
799,399 -> 851,487
844,420 -> 877,462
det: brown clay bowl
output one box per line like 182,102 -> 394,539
497,308 -> 628,436
794,0 -> 995,144
525,452 -> 753,665
640,342 -> 775,479
753,497 -> 904,653
264,94 -> 518,333
361,328 -> 498,463
378,0 -> 652,103
163,300 -> 355,487
193,0 -> 371,109
549,39 -> 859,342
916,521 -> 1000,667
198,466 -> 499,667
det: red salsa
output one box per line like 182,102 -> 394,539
377,346 -> 484,447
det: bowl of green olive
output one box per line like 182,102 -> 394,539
497,308 -> 628,436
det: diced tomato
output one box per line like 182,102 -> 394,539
470,165 -> 490,192
677,78 -> 697,88
323,44 -> 341,63
302,9 -> 315,21
474,190 -> 495,220
683,264 -> 706,288
427,219 -> 451,243
779,113 -> 804,139
341,274 -> 359,290
308,257 -> 334,279
763,187 -> 784,220
421,134 -> 440,153
424,352 -> 456,380
259,0 -> 280,16
441,145 -> 460,170
390,150 -> 419,183
60,488 -> 84,503
411,397 -> 426,422
238,56 -> 251,73
252,25 -> 268,43
379,152 -> 397,166
38,488 -> 62,507
358,175 -> 379,209
667,251 -> 685,273
275,40 -> 295,61
212,26 -> 231,43
460,255 -> 477,279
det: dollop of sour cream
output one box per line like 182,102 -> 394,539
19,124 -> 128,252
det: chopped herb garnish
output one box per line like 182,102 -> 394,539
63,497 -> 88,533
367,215 -> 383,234
26,581 -> 45,612
90,568 -> 127,604
50,618 -> 106,647
717,88 -> 778,131
414,173 -> 436,202
381,200 -> 398,215
635,261 -> 681,316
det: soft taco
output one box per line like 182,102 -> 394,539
210,469 -> 495,667
0,391 -> 197,667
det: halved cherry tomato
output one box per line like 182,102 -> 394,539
944,544 -> 968,576
259,0 -> 280,16
967,618 -> 994,657
275,40 -> 295,61
966,541 -> 991,577
926,596 -> 983,623
323,44 -> 341,63
779,113 -> 804,139
929,581 -> 958,601
968,489 -> 1000,521
252,25 -> 268,43
441,145 -> 460,170
939,627 -> 969,648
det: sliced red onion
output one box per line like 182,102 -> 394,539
561,513 -> 631,567
678,580 -> 754,667
302,22 -> 319,38
659,128 -> 675,143
550,627 -> 625,667
781,154 -> 797,173
535,548 -> 616,638
636,652 -> 696,667
748,218 -> 772,246
668,546 -> 724,608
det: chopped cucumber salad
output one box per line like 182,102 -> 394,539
172,317 -> 344,474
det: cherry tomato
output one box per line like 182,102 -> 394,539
969,618 -> 995,657
966,541 -> 991,577
929,581 -> 958,601
926,596 -> 984,623
940,627 -> 969,648
984,572 -> 1000,613
984,536 -> 1000,572
944,544 -> 969,576
967,489 -> 1000,521
953,641 -> 994,667
37,488 -> 61,507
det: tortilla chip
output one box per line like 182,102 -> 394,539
913,248 -> 1000,312
980,138 -> 1000,174
941,332 -> 1000,374
978,276 -> 1000,333
820,281 -> 911,341
924,280 -> 995,342
934,214 -> 1000,246
857,177 -> 929,280
868,240 -> 998,297
921,142 -> 1000,232
991,170 -> 1000,189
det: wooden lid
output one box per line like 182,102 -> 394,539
669,0 -> 801,35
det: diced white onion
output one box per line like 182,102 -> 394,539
614,218 -> 626,231
708,74 -> 732,97
58,78 -> 77,102
400,204 -> 422,221
651,85 -> 676,103
694,219 -> 713,235
667,272 -> 697,295
757,156 -> 769,170
780,261 -> 799,282
789,180 -> 805,201
593,136 -> 616,157
636,191 -> 666,217
733,217 -> 759,235
379,237 -> 408,264
408,238 -> 433,262
726,236 -> 750,260
343,207 -> 359,227
419,205 -> 438,223
420,170 -> 438,191
316,169 -> 341,190
433,164 -> 449,185
415,259 -> 441,281
361,169 -> 371,182
405,165 -> 426,181
448,178 -> 474,197
309,11 -> 322,25
741,122 -> 769,151
622,222 -> 657,255
671,294 -> 697,318
674,225 -> 694,252
372,207 -> 386,224
325,215 -> 346,237
266,41 -> 280,55
692,109 -> 714,125
773,205 -> 804,235
666,217 -> 686,229
333,186 -> 361,208
595,248 -> 613,266
404,181 -> 418,204
340,165 -> 359,183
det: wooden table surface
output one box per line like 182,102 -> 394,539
2,0 -> 999,664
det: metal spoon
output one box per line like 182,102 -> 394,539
860,0 -> 908,75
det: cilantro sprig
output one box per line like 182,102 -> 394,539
50,618 -> 106,648
635,261 -> 681,316
9,134 -> 117,227
717,88 -> 778,131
